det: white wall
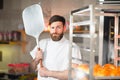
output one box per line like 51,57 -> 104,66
51,0 -> 83,20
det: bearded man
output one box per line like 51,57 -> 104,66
30,15 -> 82,80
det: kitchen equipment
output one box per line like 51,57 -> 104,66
22,4 -> 45,67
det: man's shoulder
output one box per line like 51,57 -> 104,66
39,38 -> 50,51
40,38 -> 50,42
39,38 -> 50,45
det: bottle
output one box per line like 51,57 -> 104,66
8,31 -> 12,41
0,32 -> 2,41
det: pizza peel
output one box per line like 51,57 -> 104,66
22,4 -> 45,67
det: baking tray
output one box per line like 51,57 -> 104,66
95,76 -> 120,80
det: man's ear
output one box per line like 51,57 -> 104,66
63,26 -> 67,32
64,21 -> 69,32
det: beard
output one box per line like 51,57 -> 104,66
50,32 -> 64,41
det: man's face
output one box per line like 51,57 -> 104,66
50,21 -> 64,41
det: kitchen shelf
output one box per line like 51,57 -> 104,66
0,41 -> 26,44
0,30 -> 27,53
72,20 -> 91,26
0,41 -> 27,53
73,33 -> 97,38
73,31 -> 89,33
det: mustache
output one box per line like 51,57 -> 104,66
52,33 -> 59,35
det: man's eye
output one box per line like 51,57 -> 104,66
51,27 -> 54,29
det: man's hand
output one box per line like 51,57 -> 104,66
39,66 -> 49,77
35,48 -> 43,62
31,48 -> 43,71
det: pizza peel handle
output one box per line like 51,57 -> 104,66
22,4 -> 45,67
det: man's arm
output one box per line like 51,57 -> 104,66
39,63 -> 78,80
39,66 -> 68,80
31,58 -> 40,71
47,69 -> 68,80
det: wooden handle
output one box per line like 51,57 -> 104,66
39,59 -> 43,67
38,48 -> 43,67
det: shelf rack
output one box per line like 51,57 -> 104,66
69,5 -> 96,80
114,16 -> 120,66
69,1 -> 120,80
0,30 -> 27,53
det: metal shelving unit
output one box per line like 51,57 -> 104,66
114,15 -> 120,66
69,5 -> 96,80
68,1 -> 120,80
